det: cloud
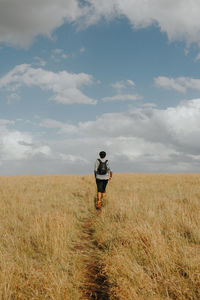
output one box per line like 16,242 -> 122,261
102,93 -> 141,102
60,153 -> 88,164
155,76 -> 200,93
82,99 -> 200,152
2,1 -> 200,48
0,0 -> 83,47
0,64 -> 97,104
80,47 -> 86,53
194,53 -> 200,61
127,79 -> 135,87
38,98 -> 200,172
2,98 -> 200,174
84,0 -> 200,47
51,48 -> 68,62
7,92 -> 20,104
41,119 -> 78,135
0,121 -> 51,161
105,79 -> 139,102
111,79 -> 135,91
0,119 -> 14,127
0,118 -> 89,175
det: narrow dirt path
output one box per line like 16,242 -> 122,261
77,211 -> 110,300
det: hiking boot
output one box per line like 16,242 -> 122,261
96,200 -> 101,209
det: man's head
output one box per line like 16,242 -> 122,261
99,151 -> 106,159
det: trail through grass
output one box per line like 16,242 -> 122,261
76,213 -> 110,299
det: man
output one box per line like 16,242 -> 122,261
94,151 -> 112,209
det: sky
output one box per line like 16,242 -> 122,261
1,0 -> 200,175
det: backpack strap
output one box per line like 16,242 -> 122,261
98,159 -> 108,164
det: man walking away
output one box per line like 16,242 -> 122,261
94,151 -> 112,209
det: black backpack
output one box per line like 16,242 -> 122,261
97,159 -> 108,175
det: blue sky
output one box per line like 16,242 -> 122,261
1,0 -> 200,175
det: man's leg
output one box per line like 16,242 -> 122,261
101,193 -> 106,200
102,180 -> 108,199
101,192 -> 106,206
97,192 -> 102,208
97,192 -> 101,202
96,179 -> 101,209
96,179 -> 107,209
101,180 -> 108,205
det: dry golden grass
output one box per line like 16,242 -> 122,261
93,174 -> 200,300
0,175 -> 94,299
0,174 -> 199,299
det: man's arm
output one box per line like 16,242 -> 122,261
94,160 -> 98,179
107,161 -> 112,181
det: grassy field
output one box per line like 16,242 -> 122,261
0,174 -> 199,299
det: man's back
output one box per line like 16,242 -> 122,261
94,158 -> 111,180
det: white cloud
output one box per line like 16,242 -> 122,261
51,49 -> 68,62
106,79 -> 139,102
60,153 -> 88,164
0,118 -> 88,174
155,76 -> 200,93
111,79 -> 136,91
0,64 -> 97,105
40,98 -> 200,160
111,81 -> 126,90
0,121 -> 51,161
155,76 -> 187,93
0,0 -> 83,47
41,119 -> 78,135
0,119 -> 14,127
194,53 -> 200,61
2,98 -> 200,174
61,54 -> 68,59
80,47 -> 86,53
84,0 -> 200,47
7,92 -> 20,104
1,1 -> 200,48
103,93 -> 141,102
127,79 -> 135,87
142,103 -> 157,108
54,49 -> 63,54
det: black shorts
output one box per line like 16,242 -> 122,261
96,179 -> 108,193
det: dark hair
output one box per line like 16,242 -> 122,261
99,151 -> 106,159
